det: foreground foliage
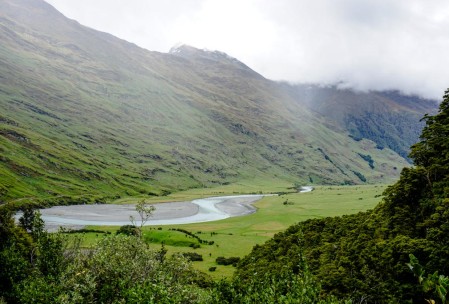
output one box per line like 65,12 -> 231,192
1,207 -> 340,303
0,209 -> 213,303
408,254 -> 449,303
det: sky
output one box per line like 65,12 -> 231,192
45,0 -> 449,100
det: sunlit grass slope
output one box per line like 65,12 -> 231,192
0,0 -> 410,204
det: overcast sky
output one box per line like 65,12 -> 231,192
45,0 -> 449,100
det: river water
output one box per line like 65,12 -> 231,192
35,194 -> 264,230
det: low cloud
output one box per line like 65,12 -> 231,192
47,0 -> 449,100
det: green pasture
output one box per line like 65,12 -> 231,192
111,176 -> 294,205
78,184 -> 387,279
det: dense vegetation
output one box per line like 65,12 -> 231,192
236,89 -> 449,303
0,209 -> 214,303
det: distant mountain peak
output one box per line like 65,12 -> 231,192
168,44 -> 252,69
168,43 -> 190,54
169,44 -> 231,59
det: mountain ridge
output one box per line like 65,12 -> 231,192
0,0 -> 437,204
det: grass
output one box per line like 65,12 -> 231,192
112,177 -> 294,205
81,184 -> 387,279
0,7 -> 411,204
143,229 -> 200,247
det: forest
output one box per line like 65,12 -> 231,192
1,89 -> 448,303
236,89 -> 449,303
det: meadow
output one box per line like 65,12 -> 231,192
76,183 -> 387,279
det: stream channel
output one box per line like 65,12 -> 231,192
36,195 -> 264,231
19,187 -> 313,231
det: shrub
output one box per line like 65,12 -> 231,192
216,256 -> 240,266
182,252 -> 203,262
116,225 -> 138,236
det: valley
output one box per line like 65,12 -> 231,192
1,1 -> 447,303
64,184 -> 386,279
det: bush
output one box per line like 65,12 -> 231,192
182,252 -> 203,262
216,256 -> 240,266
116,225 -> 138,236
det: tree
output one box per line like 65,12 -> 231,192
0,206 -> 34,301
129,199 -> 155,237
18,206 -> 35,232
409,88 -> 449,190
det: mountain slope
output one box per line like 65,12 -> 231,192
0,0 -> 429,204
280,84 -> 437,159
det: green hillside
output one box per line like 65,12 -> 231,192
0,0 -> 432,205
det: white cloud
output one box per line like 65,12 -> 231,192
46,0 -> 449,100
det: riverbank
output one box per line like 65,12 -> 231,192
38,195 -> 263,231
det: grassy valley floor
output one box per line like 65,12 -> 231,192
69,184 -> 387,279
